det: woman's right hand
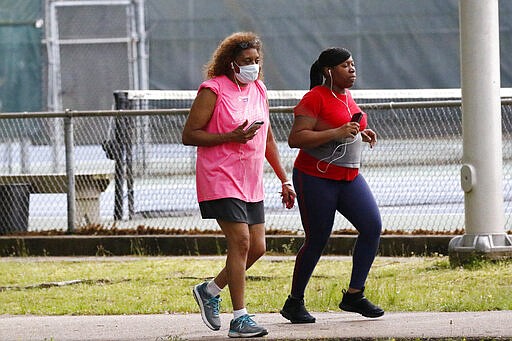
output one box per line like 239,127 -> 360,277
230,120 -> 261,144
337,121 -> 360,139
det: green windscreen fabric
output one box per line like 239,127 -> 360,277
0,1 -> 43,113
146,0 -> 512,90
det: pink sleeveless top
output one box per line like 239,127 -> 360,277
195,75 -> 269,203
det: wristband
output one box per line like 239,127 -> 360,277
282,180 -> 293,187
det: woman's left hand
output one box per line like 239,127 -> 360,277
281,183 -> 296,209
361,128 -> 377,148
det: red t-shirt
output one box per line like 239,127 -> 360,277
293,85 -> 367,181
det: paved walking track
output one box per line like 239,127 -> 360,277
1,310 -> 511,340
1,257 -> 511,340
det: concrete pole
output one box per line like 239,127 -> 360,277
449,0 -> 512,265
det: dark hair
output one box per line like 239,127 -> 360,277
309,47 -> 351,89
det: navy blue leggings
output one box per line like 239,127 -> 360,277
290,168 -> 382,298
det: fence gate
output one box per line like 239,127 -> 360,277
45,0 -> 147,170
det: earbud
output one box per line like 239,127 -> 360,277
328,69 -> 332,77
231,62 -> 235,70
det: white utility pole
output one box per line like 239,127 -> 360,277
449,0 -> 512,265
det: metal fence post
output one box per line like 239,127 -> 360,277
125,114 -> 135,220
113,91 -> 135,221
64,111 -> 75,233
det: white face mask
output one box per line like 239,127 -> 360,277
233,62 -> 259,83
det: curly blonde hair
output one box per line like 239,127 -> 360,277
203,31 -> 264,80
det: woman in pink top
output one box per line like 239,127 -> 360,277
182,32 -> 295,338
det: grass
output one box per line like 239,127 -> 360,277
0,256 -> 511,315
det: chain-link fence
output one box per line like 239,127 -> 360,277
0,90 -> 512,235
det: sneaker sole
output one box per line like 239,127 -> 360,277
280,310 -> 316,324
228,329 -> 268,338
192,286 -> 221,331
339,303 -> 384,318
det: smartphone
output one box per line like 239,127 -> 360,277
246,120 -> 264,131
350,113 -> 363,123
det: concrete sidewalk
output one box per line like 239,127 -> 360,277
1,310 -> 511,341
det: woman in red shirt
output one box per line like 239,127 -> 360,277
280,47 -> 384,323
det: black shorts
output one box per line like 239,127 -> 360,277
199,198 -> 265,225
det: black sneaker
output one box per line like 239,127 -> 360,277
339,288 -> 384,318
280,295 -> 316,323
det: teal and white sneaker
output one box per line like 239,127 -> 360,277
228,314 -> 268,338
192,281 -> 221,330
